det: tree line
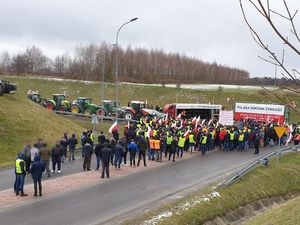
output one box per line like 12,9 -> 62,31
0,43 -> 288,85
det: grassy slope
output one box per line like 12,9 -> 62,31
245,196 -> 300,225
5,76 -> 300,121
122,153 -> 300,225
0,94 -> 85,167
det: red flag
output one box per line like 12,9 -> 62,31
191,116 -> 197,124
109,121 -> 119,133
196,116 -> 200,125
164,113 -> 168,123
184,129 -> 190,138
147,126 -> 152,138
158,118 -> 163,125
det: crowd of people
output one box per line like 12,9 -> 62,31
14,115 -> 300,197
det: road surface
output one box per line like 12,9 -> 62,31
0,148 -> 274,225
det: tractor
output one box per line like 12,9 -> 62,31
122,101 -> 163,120
0,79 -> 17,96
97,100 -> 125,118
46,94 -> 71,111
27,90 -> 42,103
71,97 -> 101,115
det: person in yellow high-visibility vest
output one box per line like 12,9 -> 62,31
238,131 -> 245,151
15,153 -> 28,196
166,133 -> 173,157
177,135 -> 186,158
200,132 -> 208,155
189,132 -> 196,153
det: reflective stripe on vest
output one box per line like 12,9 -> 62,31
189,134 -> 196,144
178,137 -> 185,148
15,159 -> 25,174
201,136 -> 207,144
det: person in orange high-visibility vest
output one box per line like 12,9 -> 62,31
154,136 -> 161,162
149,137 -> 155,161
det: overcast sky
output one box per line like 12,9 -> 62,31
0,0 -> 299,78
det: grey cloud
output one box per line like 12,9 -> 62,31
0,0 -> 298,78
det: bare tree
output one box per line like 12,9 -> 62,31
239,0 -> 300,109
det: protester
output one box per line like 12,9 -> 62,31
100,140 -> 112,178
60,134 -> 69,163
30,143 -> 39,163
22,142 -> 31,173
15,153 -> 28,196
30,155 -> 45,197
39,143 -> 51,177
51,141 -> 64,174
128,139 -> 139,166
68,134 -> 78,161
94,141 -> 103,170
137,135 -> 148,167
114,140 -> 124,169
83,141 -> 93,171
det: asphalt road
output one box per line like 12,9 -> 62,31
0,148 -> 275,225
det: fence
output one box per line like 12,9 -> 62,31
217,145 -> 300,189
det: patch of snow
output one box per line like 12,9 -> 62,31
17,75 -> 275,91
143,211 -> 173,225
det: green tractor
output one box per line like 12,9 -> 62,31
46,94 -> 71,111
97,100 -> 124,117
71,97 -> 101,115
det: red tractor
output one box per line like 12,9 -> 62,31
122,101 -> 163,120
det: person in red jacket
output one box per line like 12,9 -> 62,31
219,128 -> 227,151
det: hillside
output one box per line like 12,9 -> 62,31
4,75 -> 300,121
1,75 -> 300,167
0,93 -> 85,167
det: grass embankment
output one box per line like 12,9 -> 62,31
123,153 -> 300,225
245,196 -> 300,225
4,75 -> 300,122
0,94 -> 86,167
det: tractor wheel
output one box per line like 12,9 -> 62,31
84,109 -> 92,115
97,109 -> 105,116
46,102 -> 54,110
71,105 -> 80,114
124,111 -> 134,120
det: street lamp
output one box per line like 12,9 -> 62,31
115,17 -> 138,122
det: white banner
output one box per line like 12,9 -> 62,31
219,110 -> 234,126
235,103 -> 284,116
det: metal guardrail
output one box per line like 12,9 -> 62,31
217,146 -> 300,189
53,110 -> 138,123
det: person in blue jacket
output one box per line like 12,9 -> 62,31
128,139 -> 139,166
30,155 -> 45,197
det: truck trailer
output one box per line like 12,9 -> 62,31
163,103 -> 222,119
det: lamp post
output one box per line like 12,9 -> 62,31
115,17 -> 138,122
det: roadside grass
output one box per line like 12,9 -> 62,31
244,195 -> 300,225
122,152 -> 300,225
0,94 -> 86,167
4,75 -> 300,122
